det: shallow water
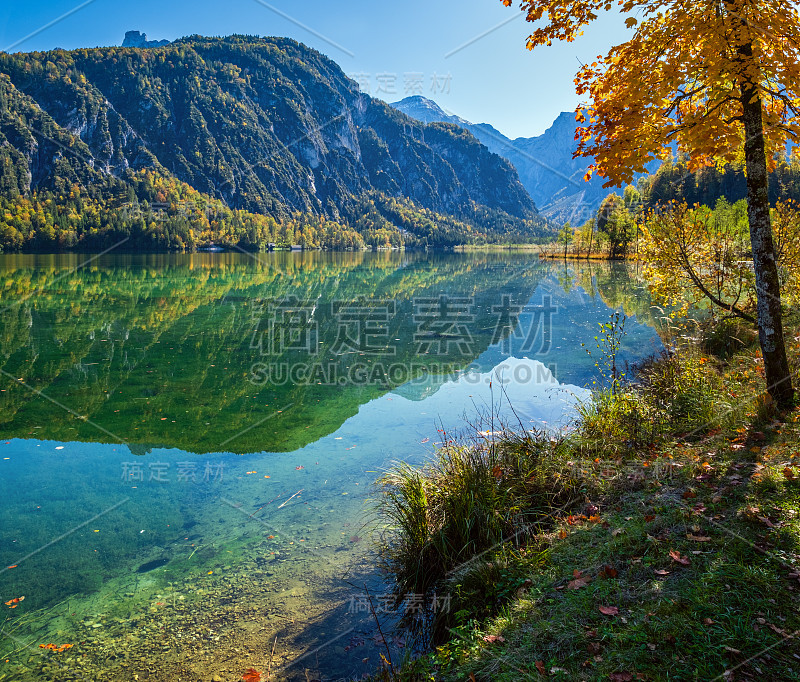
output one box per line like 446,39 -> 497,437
0,252 -> 662,681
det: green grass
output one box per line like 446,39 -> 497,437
370,319 -> 800,681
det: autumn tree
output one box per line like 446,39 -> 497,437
501,0 -> 799,407
596,193 -> 634,258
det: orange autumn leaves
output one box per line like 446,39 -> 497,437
4,595 -> 24,608
241,668 -> 261,682
39,643 -> 73,653
501,0 -> 800,186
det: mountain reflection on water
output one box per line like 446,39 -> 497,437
0,252 -> 663,681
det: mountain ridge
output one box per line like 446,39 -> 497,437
392,95 -> 613,223
0,35 -> 547,251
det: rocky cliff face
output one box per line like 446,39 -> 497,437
121,31 -> 170,48
393,95 -> 614,224
0,37 -> 537,226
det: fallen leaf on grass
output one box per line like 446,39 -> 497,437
482,634 -> 505,644
783,467 -> 796,481
653,569 -> 670,576
669,550 -> 691,565
600,565 -> 618,578
687,534 -> 711,542
644,514 -> 656,522
599,605 -> 619,616
703,618 -> 714,625
682,490 -> 697,499
609,672 -> 633,681
535,660 -> 546,676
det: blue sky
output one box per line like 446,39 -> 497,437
0,0 -> 631,139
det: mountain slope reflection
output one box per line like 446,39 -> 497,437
0,253 -> 660,454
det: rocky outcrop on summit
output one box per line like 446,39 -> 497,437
122,31 -> 170,48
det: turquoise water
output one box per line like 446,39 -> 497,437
0,252 -> 662,681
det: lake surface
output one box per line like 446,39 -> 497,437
0,251 -> 663,681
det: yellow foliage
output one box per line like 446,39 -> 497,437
502,0 -> 800,186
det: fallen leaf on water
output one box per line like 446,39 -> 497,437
669,550 -> 691,566
295,466 -> 305,470
242,668 -> 262,682
420,438 -> 430,444
39,643 -> 73,653
598,605 -> 619,616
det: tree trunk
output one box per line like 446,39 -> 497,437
587,218 -> 594,259
740,78 -> 794,408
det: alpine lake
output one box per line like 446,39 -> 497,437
0,251 -> 664,682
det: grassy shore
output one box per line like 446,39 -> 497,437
370,317 -> 800,681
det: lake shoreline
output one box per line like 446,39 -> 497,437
371,315 -> 800,681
